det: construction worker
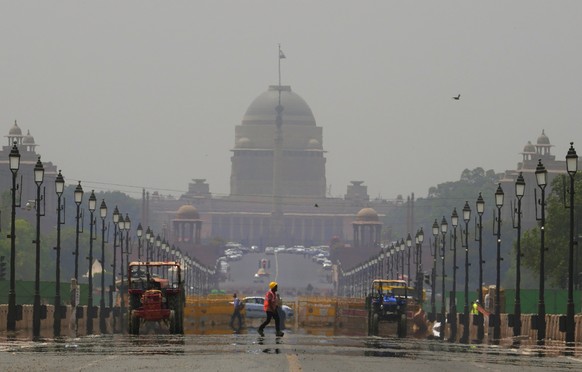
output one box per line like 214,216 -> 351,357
230,293 -> 243,333
471,301 -> 479,315
257,281 -> 284,337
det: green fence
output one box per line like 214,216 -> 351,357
0,281 -> 90,306
448,289 -> 582,314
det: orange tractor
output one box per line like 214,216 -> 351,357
127,261 -> 184,335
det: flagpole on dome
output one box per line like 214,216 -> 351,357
278,44 -> 286,90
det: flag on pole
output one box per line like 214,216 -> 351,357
279,49 -> 286,59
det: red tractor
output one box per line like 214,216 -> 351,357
127,261 -> 184,335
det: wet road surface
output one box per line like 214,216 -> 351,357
1,330 -> 582,371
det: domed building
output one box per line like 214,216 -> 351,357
501,129 -> 575,230
352,208 -> 382,248
172,204 -> 202,244
0,121 -> 59,233
230,85 -> 326,198
168,84 -> 377,248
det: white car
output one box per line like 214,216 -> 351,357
241,296 -> 294,319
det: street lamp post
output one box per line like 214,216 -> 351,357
440,216 -> 448,340
86,190 -> 97,335
123,214 -> 131,323
123,213 -> 132,280
145,227 -> 152,261
431,219 -> 439,322
379,250 -> 385,279
99,200 -> 107,334
476,192 -> 485,342
406,234 -> 412,287
390,244 -> 398,279
73,181 -> 84,335
110,206 -> 119,332
535,159 -> 548,345
7,142 -> 20,332
566,143 -> 578,347
513,173 -> 525,339
416,228 -> 424,304
460,201 -> 471,344
148,232 -> 155,262
136,223 -> 143,262
493,183 -> 504,343
450,209 -> 459,343
73,182 -> 84,281
156,235 -> 161,261
53,170 -> 65,337
32,156 -> 45,339
118,214 -> 126,330
400,238 -> 405,281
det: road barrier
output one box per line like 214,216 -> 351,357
2,299 -> 582,343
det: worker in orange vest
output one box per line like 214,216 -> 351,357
257,281 -> 284,337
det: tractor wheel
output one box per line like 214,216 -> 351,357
175,306 -> 184,334
168,310 -> 177,334
397,313 -> 407,338
129,311 -> 140,335
371,313 -> 379,336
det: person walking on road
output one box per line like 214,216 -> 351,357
230,293 -> 243,333
257,281 -> 284,337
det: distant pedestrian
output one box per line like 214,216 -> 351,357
230,293 -> 243,332
257,281 -> 284,337
471,300 -> 479,315
484,293 -> 491,311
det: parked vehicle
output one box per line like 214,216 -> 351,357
127,261 -> 184,335
242,296 -> 294,319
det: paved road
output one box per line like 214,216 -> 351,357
221,252 -> 333,297
1,332 -> 581,372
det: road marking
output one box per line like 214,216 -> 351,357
286,353 -> 302,372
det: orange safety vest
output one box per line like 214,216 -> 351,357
264,290 -> 276,312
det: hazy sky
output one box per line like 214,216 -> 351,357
1,1 -> 581,201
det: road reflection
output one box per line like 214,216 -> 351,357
1,331 -> 581,370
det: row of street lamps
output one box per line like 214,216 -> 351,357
338,142 -> 578,346
4,142 -> 216,337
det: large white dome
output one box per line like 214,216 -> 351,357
241,85 -> 316,126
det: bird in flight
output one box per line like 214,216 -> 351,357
452,94 -> 461,100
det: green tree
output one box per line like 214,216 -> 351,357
520,174 -> 582,288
